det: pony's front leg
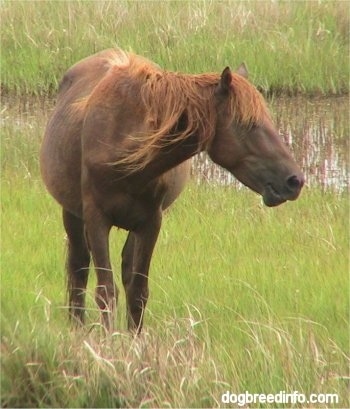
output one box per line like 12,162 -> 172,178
125,212 -> 162,333
84,208 -> 117,330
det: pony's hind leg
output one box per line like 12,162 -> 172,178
83,207 -> 117,331
63,209 -> 90,325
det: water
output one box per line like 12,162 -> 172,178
2,96 -> 349,191
193,96 -> 349,191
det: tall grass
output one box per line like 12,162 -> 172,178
2,174 -> 349,407
2,0 -> 349,95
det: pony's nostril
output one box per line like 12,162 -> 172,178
286,175 -> 303,190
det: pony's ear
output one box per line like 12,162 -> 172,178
236,62 -> 248,78
216,66 -> 232,96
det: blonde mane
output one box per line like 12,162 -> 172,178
127,70 -> 219,170
113,56 -> 269,172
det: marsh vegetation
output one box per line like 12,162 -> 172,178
1,1 -> 349,407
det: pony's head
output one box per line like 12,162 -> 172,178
208,66 -> 304,206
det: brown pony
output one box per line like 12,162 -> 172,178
40,48 -> 304,332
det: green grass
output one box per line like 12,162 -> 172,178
1,32 -> 349,405
2,169 -> 349,407
1,0 -> 349,96
1,90 -> 349,406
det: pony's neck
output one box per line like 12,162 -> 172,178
132,129 -> 201,185
113,70 -> 221,185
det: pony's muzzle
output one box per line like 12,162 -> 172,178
285,173 -> 305,199
263,172 -> 304,207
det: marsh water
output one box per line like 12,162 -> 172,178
2,96 -> 349,191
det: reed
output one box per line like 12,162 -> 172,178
1,0 -> 349,96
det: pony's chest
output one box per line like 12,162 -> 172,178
108,194 -> 154,231
89,179 -> 166,231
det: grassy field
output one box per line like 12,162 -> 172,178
1,100 -> 349,407
2,172 -> 349,407
1,1 -> 349,407
1,0 -> 349,96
